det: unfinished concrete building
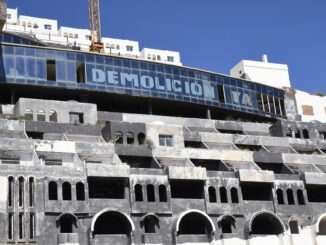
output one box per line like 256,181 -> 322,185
1,19 -> 326,245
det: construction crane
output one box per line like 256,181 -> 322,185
88,0 -> 104,52
0,0 -> 7,31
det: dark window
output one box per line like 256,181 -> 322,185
114,131 -> 123,144
19,213 -> 24,239
69,112 -> 84,124
138,133 -> 146,145
280,99 -> 286,116
48,181 -> 58,200
287,189 -> 295,205
49,110 -> 57,122
37,109 -> 46,121
220,187 -> 228,203
8,213 -> 13,240
76,62 -> 86,83
60,214 -> 77,233
25,109 -> 33,120
303,129 -> 309,139
76,182 -> 85,201
319,131 -> 326,140
29,213 -> 35,239
276,189 -> 284,205
241,183 -> 272,201
275,98 -> 282,116
294,129 -> 301,139
289,220 -> 299,234
46,59 -> 56,81
159,185 -> 167,202
18,177 -> 24,207
178,212 -> 213,235
144,216 -> 159,234
93,211 -> 133,235
218,85 -> 225,103
26,131 -> 44,140
286,128 -> 292,137
297,189 -> 305,205
231,187 -> 239,203
8,177 -> 14,207
208,186 -> 217,203
147,184 -> 155,202
135,184 -> 143,201
88,177 -> 125,199
126,132 -> 134,144
29,177 -> 34,207
170,180 -> 204,199
62,182 -> 72,200
251,213 -> 284,235
219,217 -> 235,234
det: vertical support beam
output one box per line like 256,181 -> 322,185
206,108 -> 211,119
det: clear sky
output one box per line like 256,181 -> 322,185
8,0 -> 326,93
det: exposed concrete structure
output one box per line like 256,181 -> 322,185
0,15 -> 326,245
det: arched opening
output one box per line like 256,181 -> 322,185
147,184 -> 155,202
37,109 -> 46,121
218,216 -> 236,234
220,187 -> 228,203
318,215 -> 326,235
92,211 -> 133,236
231,187 -> 239,203
287,189 -> 295,205
250,212 -> 284,235
18,177 -> 24,207
58,214 -> 78,233
49,110 -> 57,122
286,128 -> 292,137
297,189 -> 305,205
138,133 -> 146,145
126,132 -> 135,144
276,189 -> 284,205
76,182 -> 85,201
8,177 -> 14,207
48,181 -> 58,200
114,131 -> 123,144
29,177 -> 34,207
62,182 -> 72,201
208,186 -> 217,203
159,185 -> 167,202
294,129 -> 301,139
177,211 -> 214,236
142,215 -> 160,234
24,108 -> 33,121
303,129 -> 309,139
135,184 -> 143,202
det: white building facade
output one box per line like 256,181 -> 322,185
3,8 -> 182,66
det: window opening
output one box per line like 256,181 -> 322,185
48,181 -> 58,200
262,94 -> 270,113
29,177 -> 34,207
114,131 -> 123,144
30,213 -> 35,239
297,189 -> 305,205
170,180 -> 204,199
46,60 -> 56,81
147,184 -> 155,202
159,185 -> 167,202
208,186 -> 217,203
8,213 -> 13,240
24,109 -> 33,120
135,184 -> 143,201
138,133 -> 146,145
18,177 -> 24,207
276,189 -> 284,204
88,177 -> 126,199
37,109 -> 46,121
76,182 -> 85,201
220,187 -> 228,203
19,213 -> 24,239
8,177 -> 14,207
287,189 -> 295,205
126,132 -> 135,144
144,216 -> 159,233
289,220 -> 299,234
256,93 -> 264,111
69,112 -> 84,124
251,213 -> 284,235
303,129 -> 309,139
159,135 -> 174,147
294,129 -> 301,138
62,182 -> 72,200
76,62 -> 85,83
49,110 -> 57,122
218,85 -> 225,103
231,187 -> 239,203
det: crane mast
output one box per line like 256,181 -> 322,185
88,0 -> 103,52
